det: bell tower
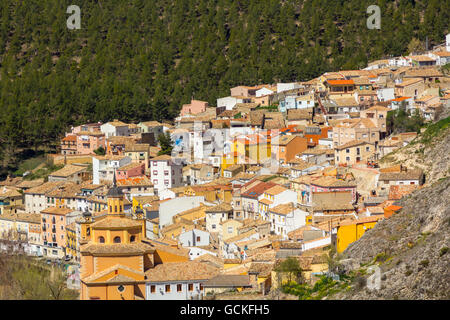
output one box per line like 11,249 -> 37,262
107,171 -> 125,216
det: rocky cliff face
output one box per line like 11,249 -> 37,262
380,117 -> 450,185
333,177 -> 450,300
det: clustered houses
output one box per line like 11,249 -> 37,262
1,32 -> 448,300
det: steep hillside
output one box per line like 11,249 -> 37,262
380,116 -> 450,185
332,177 -> 450,299
0,0 -> 449,175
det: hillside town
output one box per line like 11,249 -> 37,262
0,33 -> 449,300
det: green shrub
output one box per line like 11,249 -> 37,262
419,259 -> 429,267
439,247 -> 449,257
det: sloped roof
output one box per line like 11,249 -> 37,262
145,261 -> 220,282
49,164 -> 86,178
80,242 -> 154,255
379,169 -> 423,181
269,203 -> 296,215
91,217 -> 142,229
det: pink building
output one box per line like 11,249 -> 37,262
61,123 -> 106,155
180,100 -> 208,116
76,131 -> 106,155
116,162 -> 145,180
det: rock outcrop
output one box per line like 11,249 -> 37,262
334,177 -> 450,300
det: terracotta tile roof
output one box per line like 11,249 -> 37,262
338,215 -> 383,227
287,108 -> 314,121
205,203 -> 233,213
150,154 -> 172,161
433,51 -> 450,57
241,181 -> 276,198
0,186 -> 22,198
287,225 -> 317,240
193,254 -> 224,268
91,217 -> 143,229
15,179 -> 45,189
24,181 -> 66,194
395,78 -> 423,87
224,230 -> 258,244
62,135 -> 77,142
83,264 -> 145,283
335,139 -> 374,150
45,183 -> 84,198
116,175 -> 152,187
379,169 -> 423,181
40,206 -> 73,216
145,240 -> 190,258
407,55 -> 435,62
0,212 -> 41,224
106,120 -> 128,127
248,262 -> 274,277
48,164 -> 86,178
117,162 -> 144,171
271,134 -> 297,146
264,185 -> 287,196
140,121 -> 163,127
269,202 -> 296,215
80,242 -> 154,255
333,97 -> 359,107
145,261 -> 220,282
259,198 -> 273,205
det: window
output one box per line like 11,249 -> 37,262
187,283 -> 194,292
212,224 -> 216,229
196,236 -> 201,242
61,226 -> 64,230
177,284 -> 182,292
165,285 -> 171,293
164,170 -> 169,176
150,285 -> 155,293
98,236 -> 105,243
113,236 -> 121,243
117,285 -> 125,293
346,149 -> 350,153
366,147 -> 370,152
130,235 -> 136,242
228,227 -> 233,234
153,170 -> 158,175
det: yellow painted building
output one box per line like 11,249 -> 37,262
79,176 -> 153,300
336,216 -> 383,253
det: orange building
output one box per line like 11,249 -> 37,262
271,135 -> 307,164
40,206 -> 73,259
79,175 -> 153,300
79,174 -> 189,300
